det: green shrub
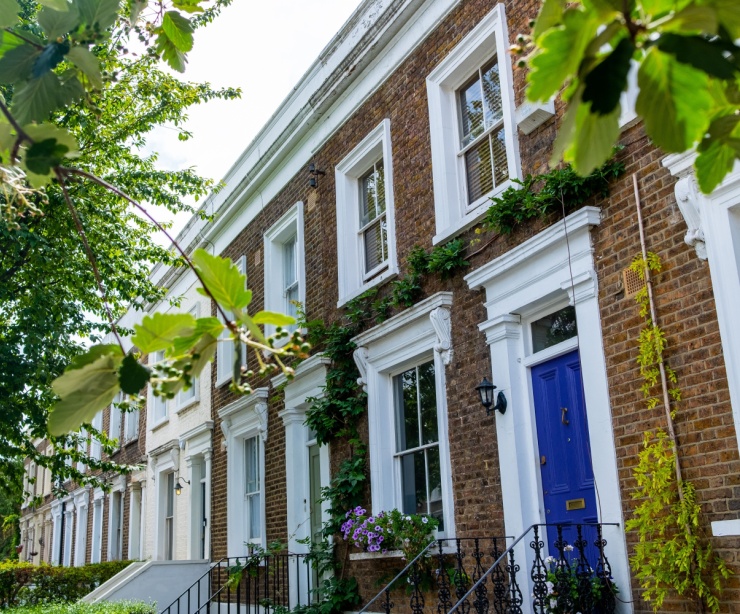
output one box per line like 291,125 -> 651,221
6,600 -> 155,614
0,561 -> 134,608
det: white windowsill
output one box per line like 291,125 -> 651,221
349,549 -> 404,561
337,267 -> 398,308
175,397 -> 199,415
433,179 -> 515,246
150,418 -> 170,432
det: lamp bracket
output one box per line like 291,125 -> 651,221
487,391 -> 507,416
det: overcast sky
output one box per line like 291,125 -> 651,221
147,0 -> 362,238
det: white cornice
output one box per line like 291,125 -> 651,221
271,354 -> 331,389
353,291 -> 454,347
465,207 -> 602,290
179,421 -> 214,445
217,388 -> 269,420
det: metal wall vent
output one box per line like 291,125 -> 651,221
622,267 -> 644,299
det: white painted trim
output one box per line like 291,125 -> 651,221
90,488 -> 104,564
279,356 -> 332,609
426,3 -> 522,245
175,304 -> 202,412
73,489 -> 88,566
351,291 -> 456,537
335,119 -> 399,306
219,388 -> 269,555
663,155 -> 740,459
464,208 -> 632,612
264,202 -> 306,338
712,519 -> 740,537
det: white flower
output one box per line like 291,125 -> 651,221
550,598 -> 558,609
545,581 -> 554,593
422,517 -> 428,524
545,556 -> 556,565
564,545 -> 574,552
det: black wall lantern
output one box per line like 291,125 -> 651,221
308,163 -> 325,188
175,477 -> 190,496
476,377 -> 507,415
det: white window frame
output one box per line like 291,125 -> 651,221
219,389 -> 268,555
335,119 -> 398,306
150,350 -> 169,427
123,402 -> 140,444
90,412 -> 103,461
107,479 -> 125,561
426,4 -> 521,245
109,392 -> 122,448
90,488 -> 104,564
264,202 -> 306,339
176,304 -> 201,412
73,489 -> 88,566
216,255 -> 247,387
352,292 -> 455,537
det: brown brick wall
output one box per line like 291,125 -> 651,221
205,0 -> 739,611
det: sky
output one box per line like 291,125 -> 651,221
147,0 -> 362,238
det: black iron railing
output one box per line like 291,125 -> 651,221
360,523 -> 619,614
159,553 -> 311,614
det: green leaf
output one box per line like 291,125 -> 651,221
636,47 -> 713,152
161,11 -> 193,52
238,313 -> 266,344
695,115 -> 740,192
23,138 -> 69,174
169,316 -> 224,356
192,249 -> 252,313
37,0 -> 71,11
129,0 -> 146,24
172,0 -> 205,13
132,312 -> 196,353
251,311 -> 296,327
0,44 -> 41,84
0,0 -> 20,28
67,343 -> 123,370
118,353 -> 150,394
656,34 -> 738,80
527,9 -> 600,102
24,122 -> 80,158
660,4 -> 718,35
532,0 -> 565,42
154,30 -> 186,72
704,0 -> 740,38
582,37 -> 635,115
49,353 -> 121,436
76,0 -> 120,32
563,101 -> 621,175
67,46 -> 103,88
32,42 -> 70,78
582,0 -> 621,19
38,6 -> 80,39
11,72 -> 84,124
188,333 -> 217,377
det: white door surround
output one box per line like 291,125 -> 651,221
464,206 -> 632,612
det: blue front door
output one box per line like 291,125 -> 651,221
532,349 -> 597,554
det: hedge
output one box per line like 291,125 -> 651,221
0,561 -> 134,608
5,601 -> 155,614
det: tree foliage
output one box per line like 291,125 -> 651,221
523,0 -> 740,193
0,0 -> 304,499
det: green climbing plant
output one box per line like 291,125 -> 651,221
625,252 -> 731,612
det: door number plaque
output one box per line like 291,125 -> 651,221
566,498 -> 586,511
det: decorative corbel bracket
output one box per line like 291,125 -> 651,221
430,306 -> 453,365
255,402 -> 269,442
353,347 -> 369,392
220,418 -> 231,452
674,175 -> 708,260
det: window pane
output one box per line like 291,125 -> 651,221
180,384 -> 196,403
374,160 -> 386,215
465,138 -> 494,203
418,362 -> 438,445
482,61 -> 502,128
400,450 -> 427,516
360,166 -> 380,226
531,305 -> 578,353
492,128 -> 509,187
395,367 -> 419,452
459,76 -> 484,147
245,437 -> 259,494
427,446 -> 444,530
166,473 -> 174,516
283,236 -> 297,288
363,217 -> 387,273
248,493 -> 261,539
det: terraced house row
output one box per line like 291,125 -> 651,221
20,0 -> 740,612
